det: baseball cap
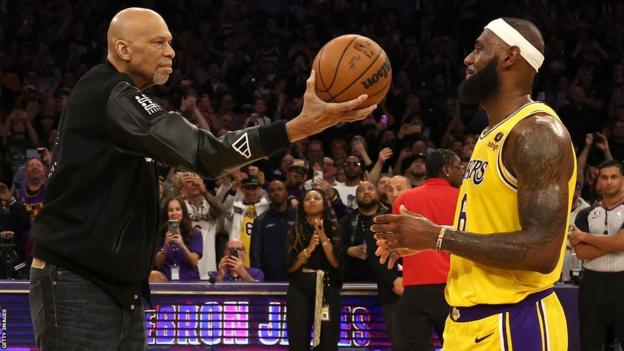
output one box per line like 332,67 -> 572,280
401,152 -> 427,171
289,159 -> 309,171
241,175 -> 261,187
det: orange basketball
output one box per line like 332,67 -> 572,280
312,34 -> 392,108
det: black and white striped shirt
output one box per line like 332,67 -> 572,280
575,203 -> 624,272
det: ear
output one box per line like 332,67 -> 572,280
115,40 -> 131,62
501,46 -> 521,70
441,164 -> 451,177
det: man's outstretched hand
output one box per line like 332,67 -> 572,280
286,69 -> 377,142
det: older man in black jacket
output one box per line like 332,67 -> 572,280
28,7 -> 375,350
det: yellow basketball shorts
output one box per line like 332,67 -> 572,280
442,289 -> 567,351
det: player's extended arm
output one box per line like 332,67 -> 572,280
441,114 -> 575,273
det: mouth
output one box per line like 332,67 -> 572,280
465,68 -> 475,78
160,64 -> 173,73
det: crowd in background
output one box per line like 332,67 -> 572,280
1,0 -> 623,280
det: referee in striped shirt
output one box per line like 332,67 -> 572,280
570,160 -> 624,350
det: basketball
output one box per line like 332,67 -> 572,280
312,34 -> 392,108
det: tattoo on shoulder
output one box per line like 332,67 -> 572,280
509,115 -> 570,190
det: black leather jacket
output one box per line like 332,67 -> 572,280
31,61 -> 290,308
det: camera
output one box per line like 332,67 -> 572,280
229,247 -> 240,258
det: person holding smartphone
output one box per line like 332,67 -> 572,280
154,197 -> 203,281
211,239 -> 264,282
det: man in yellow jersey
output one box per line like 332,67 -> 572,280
372,17 -> 576,351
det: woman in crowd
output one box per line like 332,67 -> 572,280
153,197 -> 203,281
286,189 -> 344,350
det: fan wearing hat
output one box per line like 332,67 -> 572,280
227,173 -> 270,267
401,153 -> 428,187
285,159 -> 309,200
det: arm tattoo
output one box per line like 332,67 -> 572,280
443,115 -> 573,272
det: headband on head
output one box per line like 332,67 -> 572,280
484,18 -> 544,72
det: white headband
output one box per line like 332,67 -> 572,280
484,18 -> 544,72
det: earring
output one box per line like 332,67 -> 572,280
445,173 -> 449,177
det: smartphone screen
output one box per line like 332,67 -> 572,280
26,148 -> 41,159
380,115 -> 388,125
167,220 -> 180,234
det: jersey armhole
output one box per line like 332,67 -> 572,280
496,134 -> 518,191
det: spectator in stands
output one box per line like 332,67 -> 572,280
154,197 -> 203,281
391,149 -> 462,350
286,188 -> 343,351
251,180 -> 295,281
333,155 -> 363,210
227,175 -> 270,267
212,239 -> 264,282
180,172 -> 224,280
13,158 -> 47,221
329,138 -> 349,167
386,175 -> 412,206
2,108 -> 40,179
340,181 -> 401,335
0,181 -> 30,267
305,156 -> 340,191
400,152 -> 428,187
305,139 -> 325,166
285,159 -> 308,199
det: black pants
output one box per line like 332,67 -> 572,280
287,274 -> 341,351
392,284 -> 448,351
29,264 -> 146,350
579,269 -> 624,351
381,302 -> 397,338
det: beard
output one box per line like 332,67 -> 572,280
153,72 -> 170,86
357,198 -> 378,210
458,58 -> 500,104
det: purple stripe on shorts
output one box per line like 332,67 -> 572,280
508,299 -> 543,350
449,288 -> 553,322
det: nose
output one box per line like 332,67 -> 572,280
464,51 -> 475,66
164,42 -> 175,59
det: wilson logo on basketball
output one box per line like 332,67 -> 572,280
361,58 -> 391,89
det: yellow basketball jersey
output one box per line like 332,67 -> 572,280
240,205 -> 257,267
446,101 -> 577,307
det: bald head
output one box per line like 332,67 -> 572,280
387,175 -> 411,205
107,8 -> 164,53
106,7 -> 174,90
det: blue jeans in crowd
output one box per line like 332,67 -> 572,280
29,263 -> 146,350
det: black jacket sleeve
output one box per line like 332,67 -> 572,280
105,81 -> 290,179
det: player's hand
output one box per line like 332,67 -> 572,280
371,205 -> 439,268
286,70 -> 377,142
